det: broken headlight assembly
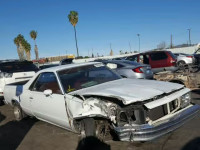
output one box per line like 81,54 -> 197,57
180,92 -> 191,108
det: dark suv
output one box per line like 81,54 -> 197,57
125,51 -> 177,73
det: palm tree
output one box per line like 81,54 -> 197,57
14,37 -> 21,60
30,30 -> 39,60
23,40 -> 31,61
17,34 -> 25,60
68,11 -> 79,57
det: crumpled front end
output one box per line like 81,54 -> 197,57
114,104 -> 200,141
112,88 -> 200,141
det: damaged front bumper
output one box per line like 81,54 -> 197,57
114,104 -> 200,142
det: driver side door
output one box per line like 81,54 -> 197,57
29,72 -> 71,130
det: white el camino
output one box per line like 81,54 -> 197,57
3,62 -> 200,141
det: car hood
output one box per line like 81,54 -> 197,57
69,78 -> 184,105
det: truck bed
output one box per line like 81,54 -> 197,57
3,80 -> 28,105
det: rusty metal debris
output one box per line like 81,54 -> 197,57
154,65 -> 200,89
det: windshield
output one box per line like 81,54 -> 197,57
168,51 -> 177,60
195,48 -> 200,54
0,62 -> 39,73
57,64 -> 121,93
121,60 -> 141,66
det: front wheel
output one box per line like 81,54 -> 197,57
13,104 -> 25,121
81,118 -> 108,141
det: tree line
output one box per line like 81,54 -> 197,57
14,30 -> 39,61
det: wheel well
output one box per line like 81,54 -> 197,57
11,100 -> 19,106
74,117 -> 110,132
177,60 -> 186,65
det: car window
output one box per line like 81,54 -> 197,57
150,52 -> 168,61
125,55 -> 138,62
57,64 -> 120,93
30,72 -> 61,94
0,62 -> 39,73
168,51 -> 177,60
121,61 -> 140,66
60,59 -> 73,65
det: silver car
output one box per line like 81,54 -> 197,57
174,53 -> 195,67
100,60 -> 153,79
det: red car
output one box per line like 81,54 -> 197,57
125,51 -> 177,73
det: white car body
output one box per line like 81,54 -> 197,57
174,53 -> 195,66
0,61 -> 37,98
3,62 -> 200,141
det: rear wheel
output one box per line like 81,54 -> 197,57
13,104 -> 25,121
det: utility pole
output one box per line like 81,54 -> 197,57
92,48 -> 94,58
187,29 -> 191,46
137,34 -> 140,53
170,34 -> 173,48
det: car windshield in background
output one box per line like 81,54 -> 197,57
0,62 -> 39,73
121,60 -> 141,66
168,51 -> 177,60
58,64 -> 121,93
39,64 -> 59,70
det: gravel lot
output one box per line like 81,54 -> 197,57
0,90 -> 200,150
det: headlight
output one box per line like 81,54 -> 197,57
180,93 -> 191,108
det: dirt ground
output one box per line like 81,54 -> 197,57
0,90 -> 200,150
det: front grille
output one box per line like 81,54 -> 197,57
147,99 -> 179,121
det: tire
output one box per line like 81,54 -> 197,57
0,99 -> 4,106
81,118 -> 107,141
13,104 -> 24,121
177,61 -> 186,67
83,118 -> 96,137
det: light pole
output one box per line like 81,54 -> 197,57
137,34 -> 140,53
187,29 -> 191,46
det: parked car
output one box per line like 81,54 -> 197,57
4,62 -> 200,142
125,51 -> 178,73
193,45 -> 200,65
98,60 -> 153,79
173,53 -> 195,67
39,63 -> 59,70
0,60 -> 39,100
60,58 -> 74,65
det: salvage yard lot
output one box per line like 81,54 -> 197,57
0,90 -> 200,150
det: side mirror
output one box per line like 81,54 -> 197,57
44,89 -> 52,96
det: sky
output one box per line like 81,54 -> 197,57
0,0 -> 200,59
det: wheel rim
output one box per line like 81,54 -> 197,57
14,106 -> 21,120
96,123 -> 106,140
178,61 -> 185,67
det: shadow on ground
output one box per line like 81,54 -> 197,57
182,137 -> 200,150
0,118 -> 37,150
76,136 -> 111,150
0,112 -> 6,123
